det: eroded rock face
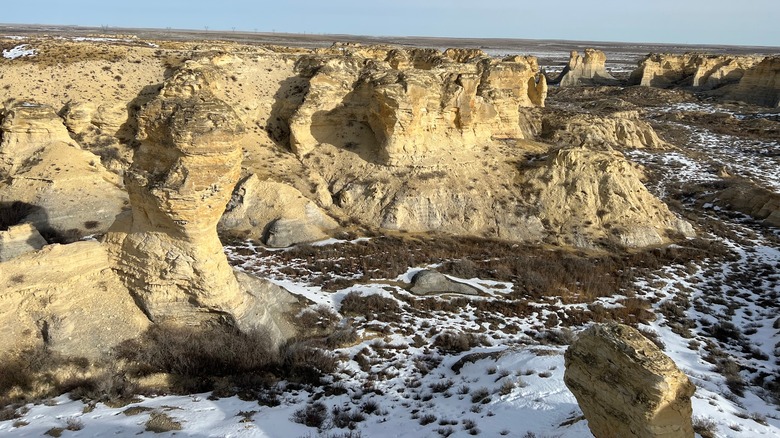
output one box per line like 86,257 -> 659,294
726,56 -> 780,107
219,175 -> 339,246
555,49 -> 617,87
0,223 -> 47,261
630,53 -> 762,89
0,101 -> 129,239
287,48 -> 545,166
110,60 -> 298,339
520,147 -> 694,248
714,182 -> 780,227
541,110 -> 667,150
564,323 -> 695,438
0,241 -> 150,358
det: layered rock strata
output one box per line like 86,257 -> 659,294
565,323 -> 696,438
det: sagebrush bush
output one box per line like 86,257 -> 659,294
432,331 -> 488,353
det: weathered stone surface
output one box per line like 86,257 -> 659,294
108,59 -> 298,344
725,56 -> 780,107
564,323 -> 695,438
0,241 -> 150,358
555,49 -> 617,87
520,147 -> 694,248
0,101 -> 129,239
219,174 -> 339,246
630,53 -> 762,90
0,223 -> 47,261
409,270 -> 480,296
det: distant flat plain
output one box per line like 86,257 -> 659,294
2,23 -> 779,73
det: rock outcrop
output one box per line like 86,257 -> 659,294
541,110 -> 667,149
630,53 -> 762,90
520,147 -> 694,248
714,182 -> 780,227
108,59 -> 298,341
219,174 -> 339,247
554,49 -> 617,87
286,48 -> 545,166
564,323 -> 696,438
725,56 -> 780,107
0,101 -> 129,239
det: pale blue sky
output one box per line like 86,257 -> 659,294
2,0 -> 778,47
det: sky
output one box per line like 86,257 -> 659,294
2,0 -> 779,47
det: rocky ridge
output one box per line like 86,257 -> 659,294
630,53 -> 762,89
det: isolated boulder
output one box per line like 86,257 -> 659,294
410,270 -> 480,296
564,323 -> 695,438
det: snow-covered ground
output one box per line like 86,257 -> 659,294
2,44 -> 36,59
2,100 -> 779,438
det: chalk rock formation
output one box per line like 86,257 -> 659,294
61,100 -> 135,172
541,110 -> 667,149
714,182 -> 780,227
565,323 -> 695,438
0,101 -> 128,239
555,49 -> 617,87
219,174 -> 339,246
630,53 -> 762,89
726,56 -> 780,107
0,241 -> 150,358
287,48 -> 545,166
0,222 -> 47,261
109,60 -> 298,340
410,270 -> 480,296
520,147 -> 694,248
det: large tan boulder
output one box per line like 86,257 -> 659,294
564,323 -> 696,438
108,59 -> 298,342
556,49 -> 617,87
630,53 -> 762,90
725,56 -> 780,107
219,174 -> 339,246
520,146 -> 694,248
0,101 -> 129,240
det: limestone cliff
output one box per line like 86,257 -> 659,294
520,147 -> 694,248
630,53 -> 762,90
714,182 -> 780,227
565,323 -> 695,438
554,49 -> 618,87
287,48 -> 545,166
